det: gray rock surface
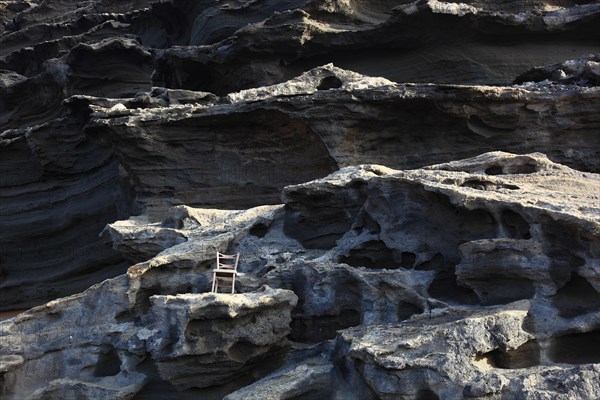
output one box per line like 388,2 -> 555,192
515,54 -> 600,85
2,151 -> 600,399
1,0 -> 600,310
2,0 -> 600,398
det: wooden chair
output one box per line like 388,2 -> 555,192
211,252 -> 240,294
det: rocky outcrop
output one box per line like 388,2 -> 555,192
3,0 -> 599,92
153,0 -> 600,94
149,288 -> 297,391
6,64 -> 599,311
515,54 -> 600,85
2,0 -> 600,310
86,64 -> 600,214
3,151 -> 600,399
2,0 -> 600,397
0,273 -> 297,399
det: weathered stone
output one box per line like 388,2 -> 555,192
148,287 -> 297,390
2,0 -> 600,397
2,151 -> 600,398
223,358 -> 334,400
515,54 -> 600,85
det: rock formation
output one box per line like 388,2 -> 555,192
2,0 -> 600,309
3,63 -> 600,309
2,152 -> 600,398
1,0 -> 600,398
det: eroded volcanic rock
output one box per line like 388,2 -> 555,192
515,54 -> 600,85
2,0 -> 600,397
5,64 -> 599,311
77,64 -> 600,212
2,0 -> 600,311
2,152 -> 600,399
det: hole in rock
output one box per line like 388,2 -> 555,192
414,253 -> 444,271
508,163 -> 537,174
227,340 -> 263,363
284,210 -> 354,250
549,331 -> 600,364
115,310 -> 135,323
541,220 -> 584,253
475,276 -> 535,306
131,358 -> 180,400
485,163 -> 537,175
317,76 -> 343,90
485,165 -> 504,175
416,388 -> 440,400
93,347 -> 121,377
353,212 -> 381,234
397,302 -> 424,321
288,309 -> 361,343
428,270 -> 479,305
185,317 -> 230,344
135,285 -> 163,314
461,179 -> 495,190
548,248 -> 586,286
483,340 -> 540,369
401,252 -> 417,269
339,240 -> 402,269
551,273 -> 600,318
461,179 -> 518,191
453,207 -> 497,239
249,222 -> 269,238
501,209 -> 531,239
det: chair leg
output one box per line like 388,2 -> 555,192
231,275 -> 236,294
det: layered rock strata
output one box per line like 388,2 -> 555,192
2,0 -> 600,397
2,0 -> 600,309
4,63 -> 600,308
2,151 -> 600,399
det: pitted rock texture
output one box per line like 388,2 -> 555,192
1,0 -> 600,397
8,64 -> 600,313
2,0 -> 600,310
152,0 -> 600,94
515,54 -> 600,85
2,152 -> 600,399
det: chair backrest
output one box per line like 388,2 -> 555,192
217,252 -> 239,271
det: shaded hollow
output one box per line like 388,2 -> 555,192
508,163 -> 537,174
288,309 -> 361,343
317,76 -> 343,90
249,222 -> 270,238
397,302 -> 424,321
283,184 -> 367,250
93,347 -> 121,377
482,340 -> 541,369
339,240 -> 403,269
551,273 -> 600,318
466,275 -> 535,306
414,253 -> 444,271
428,269 -> 479,305
484,165 -> 503,175
548,331 -> 600,365
415,388 -> 440,400
501,209 -> 531,239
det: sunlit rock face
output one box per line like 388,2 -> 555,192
1,0 -> 600,309
3,62 -> 600,309
1,0 -> 600,398
2,152 -> 600,399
